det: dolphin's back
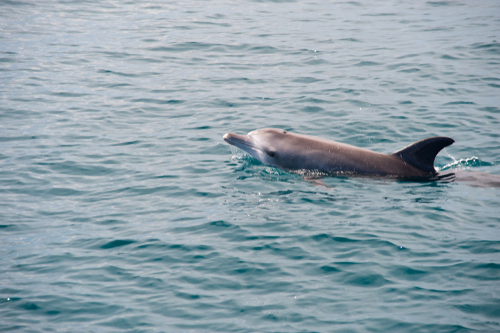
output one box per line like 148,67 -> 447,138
280,133 -> 454,177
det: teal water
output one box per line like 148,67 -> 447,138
1,1 -> 500,332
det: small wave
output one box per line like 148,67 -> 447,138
439,156 -> 493,171
229,146 -> 247,159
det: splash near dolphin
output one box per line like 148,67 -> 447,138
223,128 -> 454,179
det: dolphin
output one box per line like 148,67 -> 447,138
223,128 -> 454,179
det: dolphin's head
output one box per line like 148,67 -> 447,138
223,128 -> 288,166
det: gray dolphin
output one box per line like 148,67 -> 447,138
223,128 -> 454,178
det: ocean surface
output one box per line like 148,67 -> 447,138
1,1 -> 500,332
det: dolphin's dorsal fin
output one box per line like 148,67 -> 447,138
392,137 -> 454,173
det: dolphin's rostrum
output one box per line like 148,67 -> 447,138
223,128 -> 454,178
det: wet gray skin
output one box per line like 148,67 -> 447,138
223,128 -> 455,178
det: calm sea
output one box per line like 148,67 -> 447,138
1,1 -> 499,332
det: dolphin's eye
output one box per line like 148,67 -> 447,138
283,131 -> 287,134
265,150 -> 276,157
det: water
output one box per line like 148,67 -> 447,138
1,1 -> 500,332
